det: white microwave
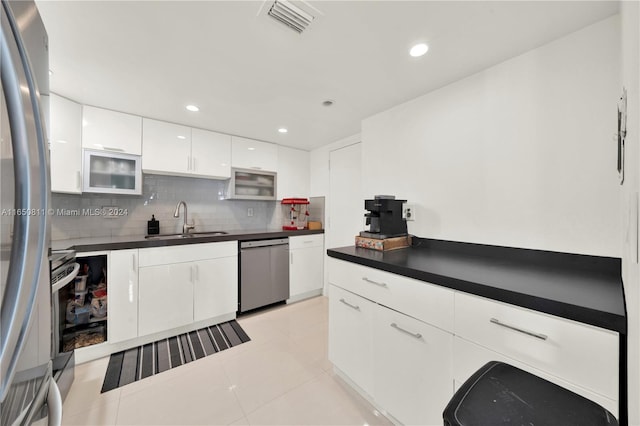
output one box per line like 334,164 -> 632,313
82,149 -> 142,195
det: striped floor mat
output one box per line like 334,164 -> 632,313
101,320 -> 250,393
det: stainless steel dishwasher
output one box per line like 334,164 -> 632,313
239,238 -> 289,313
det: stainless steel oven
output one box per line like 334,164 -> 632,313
50,249 -> 79,402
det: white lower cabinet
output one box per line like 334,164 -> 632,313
453,291 -> 619,418
328,259 -> 620,424
328,285 -> 375,396
193,256 -> 238,322
453,336 -> 618,416
373,305 -> 453,425
138,262 -> 194,336
329,261 -> 455,423
108,249 -> 139,343
289,235 -> 324,301
137,241 -> 238,338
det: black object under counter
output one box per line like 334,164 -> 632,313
327,237 -> 626,334
443,361 -> 619,426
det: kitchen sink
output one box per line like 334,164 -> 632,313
145,231 -> 228,239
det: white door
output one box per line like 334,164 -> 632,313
290,245 -> 323,297
277,145 -> 310,199
82,106 -> 142,155
50,94 -> 82,193
193,256 -> 238,322
108,249 -> 139,343
191,128 -> 231,179
138,262 -> 194,336
142,118 -> 191,175
328,284 -> 374,396
374,304 -> 454,425
329,143 -> 363,249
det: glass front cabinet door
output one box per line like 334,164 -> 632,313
82,149 -> 142,195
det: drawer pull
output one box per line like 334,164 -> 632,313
339,298 -> 360,311
490,318 -> 548,340
390,323 -> 422,339
362,277 -> 387,287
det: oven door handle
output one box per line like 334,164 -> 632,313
52,263 -> 80,293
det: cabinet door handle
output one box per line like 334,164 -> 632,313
490,318 -> 548,340
390,323 -> 422,340
362,277 -> 387,287
76,171 -> 81,190
192,158 -> 196,171
102,146 -> 125,152
339,298 -> 360,311
187,156 -> 191,171
190,265 -> 194,283
194,264 -> 199,281
131,254 -> 136,272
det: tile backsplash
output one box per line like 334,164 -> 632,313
51,174 -> 286,240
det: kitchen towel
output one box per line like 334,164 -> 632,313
101,320 -> 250,393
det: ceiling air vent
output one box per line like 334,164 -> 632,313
266,0 -> 315,34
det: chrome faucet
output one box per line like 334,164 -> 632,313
174,201 -> 195,234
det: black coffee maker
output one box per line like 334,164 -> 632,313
359,195 -> 408,239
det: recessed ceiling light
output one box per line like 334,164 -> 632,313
278,128 -> 288,133
186,105 -> 199,112
177,135 -> 186,140
409,43 -> 429,57
49,69 -> 53,76
248,147 -> 256,151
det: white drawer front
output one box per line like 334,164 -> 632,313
139,241 -> 237,267
453,337 -> 618,417
454,292 -> 618,400
289,234 -> 324,249
328,258 -> 454,331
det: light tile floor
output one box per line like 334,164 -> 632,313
61,296 -> 393,425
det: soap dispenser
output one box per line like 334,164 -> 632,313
147,215 -> 160,235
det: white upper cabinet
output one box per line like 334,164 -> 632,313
82,106 -> 142,155
50,94 -> 82,193
142,118 -> 191,175
231,136 -> 278,171
143,119 -> 232,179
191,128 -> 231,179
277,145 -> 309,199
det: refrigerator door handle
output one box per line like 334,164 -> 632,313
47,378 -> 63,426
0,2 -> 50,403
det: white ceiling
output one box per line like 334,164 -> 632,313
36,1 -> 619,151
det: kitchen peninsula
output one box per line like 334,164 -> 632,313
327,238 -> 626,425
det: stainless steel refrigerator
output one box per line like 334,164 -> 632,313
0,0 -> 62,424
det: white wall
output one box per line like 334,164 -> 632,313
362,16 -> 621,256
620,2 -> 640,424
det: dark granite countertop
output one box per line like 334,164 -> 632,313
327,238 -> 626,334
52,229 -> 324,252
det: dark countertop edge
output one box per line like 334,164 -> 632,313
327,248 -> 626,334
63,229 -> 324,252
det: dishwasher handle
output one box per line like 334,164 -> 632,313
240,238 -> 289,249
